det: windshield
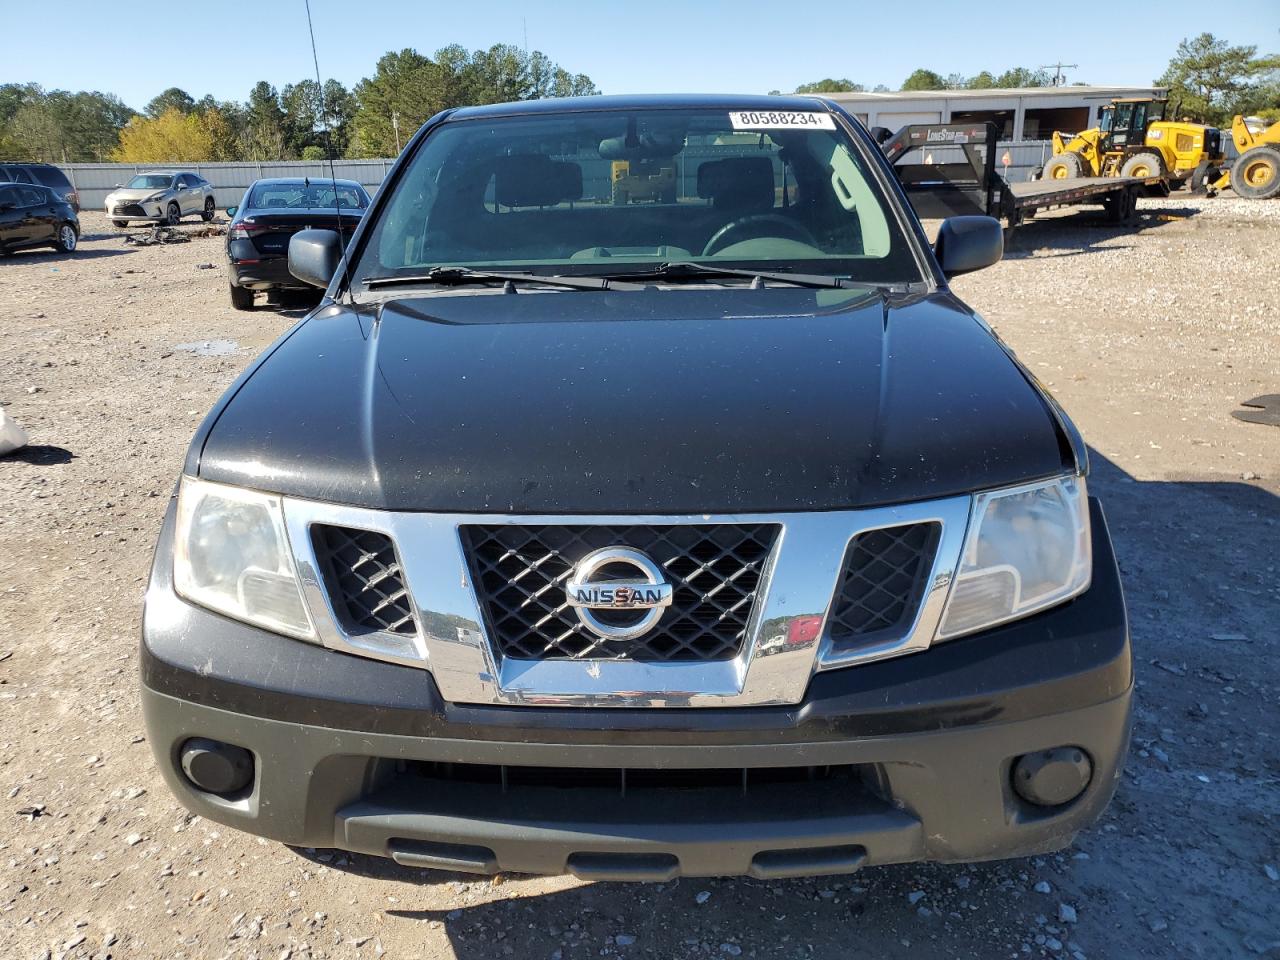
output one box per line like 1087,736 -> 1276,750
128,174 -> 173,189
352,107 -> 920,285
249,182 -> 367,210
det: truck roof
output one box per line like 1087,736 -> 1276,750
448,93 -> 836,120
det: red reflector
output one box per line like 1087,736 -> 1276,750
787,615 -> 823,646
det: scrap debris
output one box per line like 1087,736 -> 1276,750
123,225 -> 190,246
1232,394 -> 1280,428
0,408 -> 28,456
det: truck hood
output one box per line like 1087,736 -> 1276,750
194,286 -> 1070,513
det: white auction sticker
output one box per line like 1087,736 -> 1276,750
729,111 -> 836,130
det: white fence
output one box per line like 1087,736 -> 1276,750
57,141 -> 1059,212
57,160 -> 396,210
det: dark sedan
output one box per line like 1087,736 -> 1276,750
0,182 -> 80,255
224,178 -> 370,309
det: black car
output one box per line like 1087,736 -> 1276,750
224,178 -> 370,309
142,95 -> 1131,880
0,162 -> 79,212
0,183 -> 79,255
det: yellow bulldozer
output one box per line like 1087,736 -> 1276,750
1201,115 -> 1280,200
1042,97 -> 1225,186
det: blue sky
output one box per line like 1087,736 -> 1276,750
6,0 -> 1277,109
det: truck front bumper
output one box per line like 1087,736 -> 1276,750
140,499 -> 1131,880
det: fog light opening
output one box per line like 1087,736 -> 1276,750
179,737 -> 255,796
1012,747 -> 1093,808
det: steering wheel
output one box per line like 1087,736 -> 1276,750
701,213 -> 819,257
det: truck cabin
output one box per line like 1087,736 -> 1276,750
1097,98 -> 1166,150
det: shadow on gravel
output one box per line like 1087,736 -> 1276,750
1,247 -> 135,262
306,850 -> 1018,959
1004,202 -> 1203,258
0,444 -> 75,465
257,291 -> 324,319
294,450 -> 1276,959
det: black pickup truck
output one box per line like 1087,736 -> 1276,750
141,94 -> 1131,881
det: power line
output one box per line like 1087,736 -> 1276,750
1039,62 -> 1079,87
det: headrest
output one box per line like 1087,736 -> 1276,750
494,155 -> 583,208
696,157 -> 775,211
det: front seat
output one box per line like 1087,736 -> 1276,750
695,157 -> 775,216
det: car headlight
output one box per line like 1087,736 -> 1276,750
173,477 -> 314,640
937,475 -> 1091,640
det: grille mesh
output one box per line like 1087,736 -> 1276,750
827,522 -> 940,649
462,524 -> 779,661
313,525 -> 418,636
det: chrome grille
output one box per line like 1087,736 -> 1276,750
827,523 -> 940,650
462,524 -> 779,661
312,525 -> 418,636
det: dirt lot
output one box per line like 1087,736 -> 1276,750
1,203 -> 1278,960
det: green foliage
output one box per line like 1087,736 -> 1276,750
901,69 -> 946,91
993,67 -> 1053,88
1157,33 -> 1280,125
301,145 -> 327,161
281,80 -> 321,157
0,85 -> 133,161
146,87 -> 195,117
350,44 -> 599,157
868,66 -> 1059,93
793,78 -> 865,94
4,40 -> 597,162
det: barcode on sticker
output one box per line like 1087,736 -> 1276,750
729,111 -> 836,130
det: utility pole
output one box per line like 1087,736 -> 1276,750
1039,62 -> 1079,87
391,110 -> 401,155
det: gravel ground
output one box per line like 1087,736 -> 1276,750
1,203 -> 1278,960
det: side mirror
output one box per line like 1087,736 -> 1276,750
289,229 -> 343,289
225,206 -> 237,218
934,215 -> 1004,278
176,182 -> 186,190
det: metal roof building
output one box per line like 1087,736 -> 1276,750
822,85 -> 1166,142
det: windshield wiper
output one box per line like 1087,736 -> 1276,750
363,267 -> 640,291
592,262 -> 862,289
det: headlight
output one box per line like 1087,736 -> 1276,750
938,475 -> 1090,639
173,477 -> 314,639
143,192 -> 165,203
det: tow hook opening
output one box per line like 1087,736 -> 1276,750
179,737 -> 255,797
1012,747 -> 1093,808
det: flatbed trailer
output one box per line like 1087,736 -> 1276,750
881,122 -> 1167,233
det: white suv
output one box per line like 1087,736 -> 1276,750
105,171 -> 215,227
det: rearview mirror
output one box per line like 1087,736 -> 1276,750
934,216 -> 1003,278
289,229 -> 343,289
225,206 -> 237,218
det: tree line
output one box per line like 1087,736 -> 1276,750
784,34 -> 1279,126
785,65 -> 1066,96
3,34 -> 1275,164
0,43 -> 598,164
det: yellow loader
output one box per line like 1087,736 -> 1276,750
1202,116 -> 1280,200
1042,98 -> 1225,186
